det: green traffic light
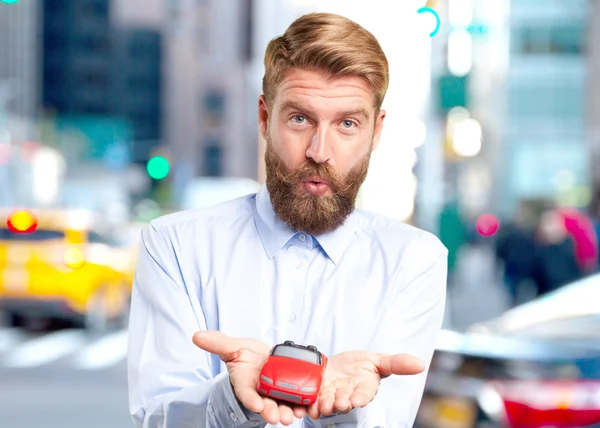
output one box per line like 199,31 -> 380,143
147,156 -> 170,180
1,0 -> 20,4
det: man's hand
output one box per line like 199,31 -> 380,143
307,351 -> 425,420
193,331 -> 307,425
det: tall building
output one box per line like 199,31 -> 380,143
588,0 -> 600,212
162,0 -> 259,203
0,0 -> 41,121
42,0 -> 112,116
501,0 -> 589,213
110,27 -> 162,162
0,0 -> 43,207
41,0 -> 162,167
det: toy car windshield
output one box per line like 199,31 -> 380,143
272,344 -> 321,365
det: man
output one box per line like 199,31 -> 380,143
128,12 -> 447,428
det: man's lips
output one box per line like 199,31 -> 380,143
301,176 -> 332,196
302,176 -> 331,186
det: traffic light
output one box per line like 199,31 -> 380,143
1,0 -> 20,4
146,155 -> 170,180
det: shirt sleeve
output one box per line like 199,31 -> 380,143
307,246 -> 448,428
127,223 -> 267,428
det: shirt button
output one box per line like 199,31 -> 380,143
299,234 -> 306,241
295,261 -> 303,269
326,425 -> 336,428
229,412 -> 238,421
288,313 -> 296,322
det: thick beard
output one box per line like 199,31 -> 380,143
264,140 -> 370,236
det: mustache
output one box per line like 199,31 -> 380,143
275,159 -> 357,194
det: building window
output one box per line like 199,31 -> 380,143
518,24 -> 586,55
203,144 -> 222,177
78,70 -> 108,89
203,89 -> 225,122
78,35 -> 110,54
44,35 -> 64,52
77,0 -> 109,18
44,68 -> 66,87
127,76 -> 151,92
508,84 -> 584,119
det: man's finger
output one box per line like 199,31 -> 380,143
318,383 -> 337,416
333,384 -> 353,413
307,401 -> 321,420
192,330 -> 236,358
192,330 -> 270,359
233,383 -> 265,414
278,403 -> 296,425
292,405 -> 307,419
260,397 -> 281,425
377,353 -> 424,377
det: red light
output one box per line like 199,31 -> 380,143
476,213 -> 499,237
6,210 -> 38,233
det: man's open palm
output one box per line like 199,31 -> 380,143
307,350 -> 425,419
192,330 -> 307,425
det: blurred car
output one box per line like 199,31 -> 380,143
0,208 -> 137,331
258,340 -> 328,405
417,273 -> 600,428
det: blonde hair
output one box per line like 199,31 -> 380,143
262,12 -> 389,112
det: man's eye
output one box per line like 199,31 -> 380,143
341,120 -> 356,129
291,115 -> 306,124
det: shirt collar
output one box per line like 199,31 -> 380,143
252,184 -> 359,264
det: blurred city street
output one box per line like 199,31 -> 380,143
0,326 -> 130,428
1,0 -> 600,426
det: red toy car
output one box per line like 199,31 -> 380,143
257,340 -> 328,405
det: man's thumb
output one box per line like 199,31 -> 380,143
193,330 -> 235,360
377,353 -> 425,378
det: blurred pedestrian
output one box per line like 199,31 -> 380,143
590,194 -> 600,270
127,12 -> 447,428
494,207 -> 537,307
532,210 -> 583,296
556,207 -> 599,274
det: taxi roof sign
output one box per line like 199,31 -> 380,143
6,210 -> 38,233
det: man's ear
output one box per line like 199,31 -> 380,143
371,109 -> 387,152
258,95 -> 269,140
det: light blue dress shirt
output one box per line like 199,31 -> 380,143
128,185 -> 448,428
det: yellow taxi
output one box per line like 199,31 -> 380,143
0,208 -> 138,331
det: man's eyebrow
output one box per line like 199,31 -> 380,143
339,108 -> 370,121
279,101 -> 370,121
279,100 -> 311,114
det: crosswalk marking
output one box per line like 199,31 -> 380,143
0,328 -> 28,354
3,330 -> 87,368
72,329 -> 128,370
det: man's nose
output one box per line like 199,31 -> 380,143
306,126 -> 333,164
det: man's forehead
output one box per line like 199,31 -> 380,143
274,69 -> 375,112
